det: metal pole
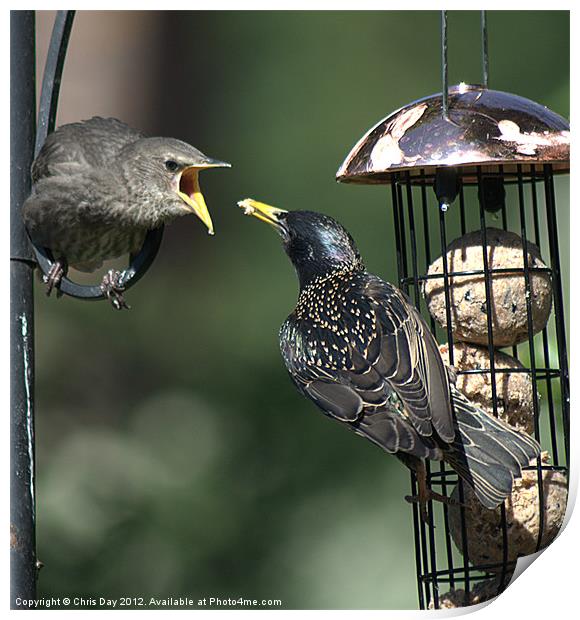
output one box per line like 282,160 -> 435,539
10,10 -> 37,606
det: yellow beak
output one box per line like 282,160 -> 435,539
177,159 -> 230,235
237,198 -> 288,231
177,167 -> 216,235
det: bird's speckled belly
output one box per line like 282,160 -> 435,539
50,225 -> 147,271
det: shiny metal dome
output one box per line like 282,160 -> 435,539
336,84 -> 569,184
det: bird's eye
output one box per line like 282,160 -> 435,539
165,160 -> 180,172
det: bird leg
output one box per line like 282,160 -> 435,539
43,259 -> 67,297
100,269 -> 130,310
405,461 -> 460,523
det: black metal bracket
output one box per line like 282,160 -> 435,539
30,9 -> 164,302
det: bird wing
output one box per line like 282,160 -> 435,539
280,273 -> 454,459
32,116 -> 145,182
362,277 -> 455,443
280,315 -> 365,422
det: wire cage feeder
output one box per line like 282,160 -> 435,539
336,24 -> 570,610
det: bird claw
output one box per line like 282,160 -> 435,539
405,461 -> 468,524
405,490 -> 462,523
100,269 -> 130,310
446,365 -> 459,386
43,260 -> 67,297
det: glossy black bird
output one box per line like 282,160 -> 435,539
239,198 -> 541,518
23,117 -> 230,309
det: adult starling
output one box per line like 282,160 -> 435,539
239,198 -> 541,518
23,116 -> 230,309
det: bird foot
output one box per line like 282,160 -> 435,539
405,461 -> 467,524
100,269 -> 130,310
405,489 -> 461,524
446,365 -> 459,386
405,489 -> 460,523
43,260 -> 67,297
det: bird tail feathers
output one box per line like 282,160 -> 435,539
443,385 -> 541,509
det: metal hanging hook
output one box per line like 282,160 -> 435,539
437,10 -> 491,212
35,11 -> 75,154
441,10 -> 491,119
481,10 -> 490,88
441,11 -> 449,120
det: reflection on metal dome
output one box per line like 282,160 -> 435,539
336,84 -> 569,185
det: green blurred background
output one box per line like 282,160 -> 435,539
33,10 -> 569,609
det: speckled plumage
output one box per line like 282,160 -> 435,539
243,205 -> 541,511
280,263 -> 453,462
23,116 -> 224,272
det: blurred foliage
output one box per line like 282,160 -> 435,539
34,10 -> 569,609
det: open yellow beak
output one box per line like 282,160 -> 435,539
177,161 -> 230,235
237,198 -> 288,231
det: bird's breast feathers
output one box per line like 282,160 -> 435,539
281,270 -> 380,373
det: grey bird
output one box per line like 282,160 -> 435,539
240,199 -> 541,520
23,116 -> 230,309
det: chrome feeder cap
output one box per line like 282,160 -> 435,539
336,84 -> 569,185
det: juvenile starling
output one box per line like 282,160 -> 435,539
239,198 -> 541,518
23,116 -> 230,309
